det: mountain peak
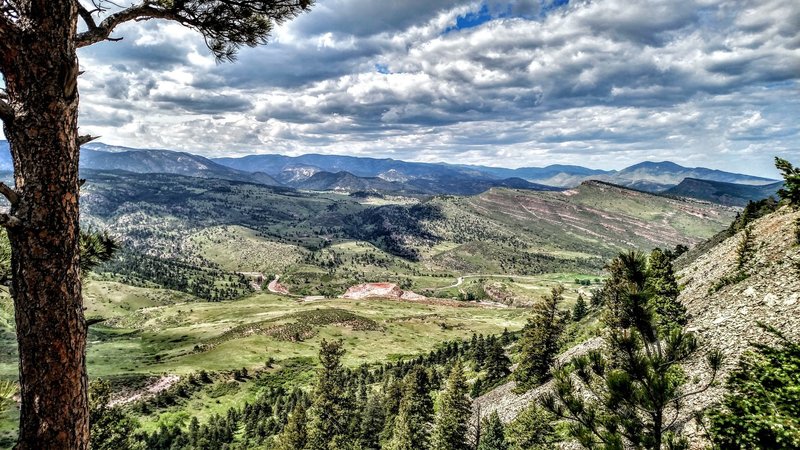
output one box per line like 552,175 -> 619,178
622,161 -> 686,172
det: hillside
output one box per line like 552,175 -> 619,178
74,172 -> 736,299
664,177 -> 783,206
473,206 -> 800,447
675,206 -> 800,443
415,181 -> 735,265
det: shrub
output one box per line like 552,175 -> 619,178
706,324 -> 800,449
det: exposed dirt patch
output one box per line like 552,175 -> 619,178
110,374 -> 181,407
341,282 -> 405,299
267,275 -> 291,295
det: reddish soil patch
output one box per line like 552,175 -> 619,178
342,282 -> 404,299
267,276 -> 291,295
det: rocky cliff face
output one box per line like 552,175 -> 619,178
474,207 -> 800,448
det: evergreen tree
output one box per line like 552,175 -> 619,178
514,285 -> 569,391
542,252 -> 723,450
188,417 -> 200,447
601,251 -> 650,336
590,287 -> 605,308
359,393 -> 386,450
276,402 -> 307,450
776,157 -> 800,207
478,411 -> 508,450
431,361 -> 472,450
470,378 -> 484,398
306,340 -> 355,450
505,403 -> 555,450
484,338 -> 511,383
707,324 -> 800,449
387,367 -> 434,450
572,293 -> 588,322
646,248 -> 687,330
88,380 -> 142,450
500,328 -> 512,345
379,376 -> 404,446
736,226 -> 755,271
473,334 -> 487,370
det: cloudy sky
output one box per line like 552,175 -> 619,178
14,0 -> 800,176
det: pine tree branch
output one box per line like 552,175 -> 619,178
77,134 -> 100,147
669,367 -> 719,406
0,213 -> 22,229
0,5 -> 16,33
0,183 -> 19,206
664,401 -> 682,432
86,317 -> 106,327
75,2 -> 168,48
74,0 -> 313,60
0,99 -> 13,124
76,1 -> 99,32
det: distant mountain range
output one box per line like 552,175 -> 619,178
447,163 -> 610,187
82,147 -> 282,186
211,152 -> 562,195
664,178 -> 784,207
212,153 -> 775,191
0,141 -> 780,200
600,161 -> 776,192
0,141 -> 281,186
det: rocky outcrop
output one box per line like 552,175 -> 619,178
473,337 -> 604,423
341,282 -> 407,300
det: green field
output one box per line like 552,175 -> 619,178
0,275 -> 537,442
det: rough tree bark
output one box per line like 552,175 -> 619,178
0,1 -> 312,448
1,2 -> 86,449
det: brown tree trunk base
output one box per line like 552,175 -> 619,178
2,2 -> 88,449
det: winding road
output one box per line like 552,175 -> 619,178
267,275 -> 291,295
441,276 -> 465,289
436,274 -> 523,290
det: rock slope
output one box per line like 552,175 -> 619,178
474,207 -> 800,447
676,206 -> 800,443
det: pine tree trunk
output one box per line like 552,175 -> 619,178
652,410 -> 662,450
1,2 -> 87,449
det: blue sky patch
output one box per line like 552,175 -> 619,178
444,1 -> 571,35
451,4 -> 494,32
